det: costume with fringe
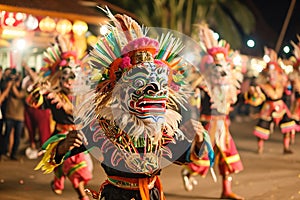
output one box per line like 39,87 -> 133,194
244,48 -> 297,140
28,35 -> 92,191
183,25 -> 244,180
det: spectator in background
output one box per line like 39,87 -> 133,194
22,63 -> 52,159
0,66 -> 3,120
0,68 -> 12,135
2,71 -> 26,160
0,68 -> 13,161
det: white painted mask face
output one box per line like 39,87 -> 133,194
59,67 -> 76,94
117,62 -> 169,123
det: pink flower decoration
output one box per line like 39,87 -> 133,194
60,60 -> 67,66
61,51 -> 77,60
170,81 -> 180,91
120,56 -> 131,69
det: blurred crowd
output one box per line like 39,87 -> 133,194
0,64 -> 52,161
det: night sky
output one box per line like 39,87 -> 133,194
242,0 -> 300,57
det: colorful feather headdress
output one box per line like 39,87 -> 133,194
41,35 -> 80,77
73,6 -> 195,136
88,7 -> 185,93
263,47 -> 283,73
195,24 -> 243,113
197,24 -> 231,65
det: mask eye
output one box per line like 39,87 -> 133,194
62,67 -> 71,75
69,73 -> 76,80
133,79 -> 145,88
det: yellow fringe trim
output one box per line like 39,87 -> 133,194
34,141 -> 64,174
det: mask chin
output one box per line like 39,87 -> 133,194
136,115 -> 166,124
60,79 -> 73,94
59,68 -> 76,94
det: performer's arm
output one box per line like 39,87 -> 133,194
11,84 -> 26,99
56,130 -> 86,158
178,119 -> 213,164
22,62 -> 38,82
26,81 -> 50,108
0,81 -> 12,104
35,130 -> 87,173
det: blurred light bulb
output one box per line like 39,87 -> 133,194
247,39 -> 255,48
283,46 -> 290,54
263,55 -> 270,63
213,32 -> 219,40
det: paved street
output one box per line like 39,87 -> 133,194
1,118 -> 300,200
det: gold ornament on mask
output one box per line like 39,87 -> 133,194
133,50 -> 154,64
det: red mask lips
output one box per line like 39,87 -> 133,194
129,97 -> 167,114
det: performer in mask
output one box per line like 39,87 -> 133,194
181,24 -> 245,200
288,35 -> 300,140
27,35 -> 92,200
244,47 -> 297,154
34,8 -> 214,200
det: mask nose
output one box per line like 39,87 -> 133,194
144,82 -> 159,95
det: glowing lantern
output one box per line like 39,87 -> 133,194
72,20 -> 88,36
15,12 -> 25,21
1,11 -> 26,27
87,35 -> 98,47
24,15 -> 39,30
5,13 -> 16,26
39,16 -> 56,32
56,19 -> 72,35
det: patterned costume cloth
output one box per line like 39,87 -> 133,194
28,35 -> 92,198
34,8 -> 214,200
186,89 -> 244,176
244,47 -> 297,154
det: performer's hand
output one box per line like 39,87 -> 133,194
47,92 -> 66,110
47,92 -> 60,105
47,92 -> 73,113
57,130 -> 85,155
193,121 -> 205,149
181,119 -> 204,143
255,86 -> 262,93
250,86 -> 262,96
39,81 -> 51,95
6,80 -> 13,89
249,86 -> 255,94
